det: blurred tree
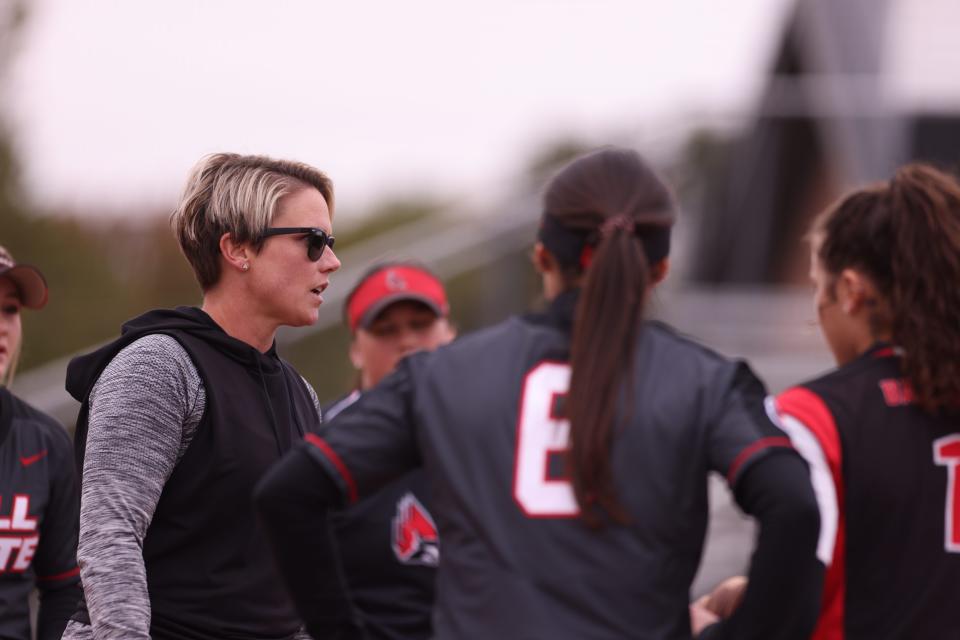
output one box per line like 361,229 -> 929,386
0,0 -> 28,213
524,138 -> 596,191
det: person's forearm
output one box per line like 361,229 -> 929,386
255,445 -> 365,639
77,524 -> 152,639
701,453 -> 824,640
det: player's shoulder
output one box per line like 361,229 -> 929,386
463,315 -> 536,346
323,390 -> 362,422
781,346 -> 893,409
430,316 -> 538,361
644,321 -> 730,360
97,333 -> 201,396
642,321 -> 751,384
114,333 -> 193,367
400,316 -> 565,390
7,391 -> 72,449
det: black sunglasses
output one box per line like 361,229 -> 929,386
260,227 -> 336,261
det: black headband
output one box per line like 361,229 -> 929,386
537,214 -> 671,269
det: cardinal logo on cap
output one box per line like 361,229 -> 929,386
385,269 -> 408,291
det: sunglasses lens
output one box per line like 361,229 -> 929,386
307,232 -> 330,261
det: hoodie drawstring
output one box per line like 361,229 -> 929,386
255,357 -> 285,456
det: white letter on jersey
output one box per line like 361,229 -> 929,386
11,536 -> 38,571
0,537 -> 21,571
513,362 -> 579,517
933,434 -> 960,553
10,496 -> 37,532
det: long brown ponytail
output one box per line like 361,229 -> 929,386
815,163 -> 960,413
541,149 -> 676,526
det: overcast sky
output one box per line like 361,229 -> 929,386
8,0 -> 794,218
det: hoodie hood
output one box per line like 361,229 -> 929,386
66,306 -> 283,403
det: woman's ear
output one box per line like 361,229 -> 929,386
650,258 -> 670,285
439,319 -> 457,343
836,268 -> 872,315
532,242 -> 557,275
348,339 -> 364,371
219,232 -> 252,273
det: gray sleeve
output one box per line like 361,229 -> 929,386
75,334 -> 205,640
301,375 -> 322,421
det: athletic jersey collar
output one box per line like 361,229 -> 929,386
865,342 -> 900,360
523,288 -> 580,333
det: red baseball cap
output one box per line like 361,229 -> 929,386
0,245 -> 49,310
345,263 -> 448,332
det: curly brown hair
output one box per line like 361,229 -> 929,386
813,163 -> 960,413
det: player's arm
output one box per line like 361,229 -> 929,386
255,355 -> 423,640
698,451 -> 824,639
32,426 -> 81,640
769,392 -> 839,568
78,336 -> 202,640
700,364 -> 824,640
255,445 -> 365,639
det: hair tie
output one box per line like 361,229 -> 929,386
580,215 -> 635,268
600,214 -> 635,238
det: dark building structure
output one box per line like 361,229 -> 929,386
692,0 -> 960,284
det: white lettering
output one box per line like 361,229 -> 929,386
11,536 -> 38,571
11,497 -> 36,532
0,537 -> 21,570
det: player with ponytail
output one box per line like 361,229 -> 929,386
537,149 -> 674,527
256,148 -> 823,639
765,163 -> 960,639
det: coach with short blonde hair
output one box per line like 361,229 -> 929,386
61,153 -> 342,640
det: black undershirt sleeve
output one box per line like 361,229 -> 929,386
36,582 -> 82,640
699,452 -> 825,640
254,445 -> 368,640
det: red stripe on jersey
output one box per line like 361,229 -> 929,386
35,566 -> 80,582
304,433 -> 359,504
725,437 -> 794,485
872,347 -> 896,358
777,387 -> 845,640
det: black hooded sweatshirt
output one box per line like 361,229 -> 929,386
65,306 -> 321,640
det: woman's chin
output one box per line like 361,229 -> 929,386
284,308 -> 320,328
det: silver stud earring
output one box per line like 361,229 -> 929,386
241,263 -> 250,272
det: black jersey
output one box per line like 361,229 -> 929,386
0,386 -> 80,640
323,392 -> 436,640
305,291 -> 797,639
775,344 -> 960,640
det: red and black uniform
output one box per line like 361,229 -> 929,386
257,290 -> 824,639
323,392 -> 436,640
0,385 -> 80,640
776,344 -> 960,639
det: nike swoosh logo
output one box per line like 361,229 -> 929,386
20,450 -> 48,467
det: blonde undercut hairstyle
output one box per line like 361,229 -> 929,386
172,152 -> 334,291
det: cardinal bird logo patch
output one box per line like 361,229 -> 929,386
392,493 -> 440,566
385,269 -> 407,291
